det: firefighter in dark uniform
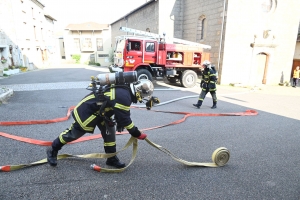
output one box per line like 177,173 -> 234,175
47,79 -> 157,168
193,60 -> 218,109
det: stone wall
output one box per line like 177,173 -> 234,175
111,1 -> 159,45
182,0 -> 225,66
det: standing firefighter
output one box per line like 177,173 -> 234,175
47,72 -> 159,168
193,60 -> 218,109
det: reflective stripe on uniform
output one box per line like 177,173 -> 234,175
115,103 -> 130,111
104,107 -> 113,112
73,94 -> 97,132
104,142 -> 116,147
59,129 -> 69,144
125,122 -> 134,130
73,110 -> 95,132
104,87 -> 115,100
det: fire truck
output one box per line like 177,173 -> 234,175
109,27 -> 211,88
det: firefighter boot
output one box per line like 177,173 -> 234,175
105,146 -> 126,168
211,101 -> 217,109
46,147 -> 58,167
193,100 -> 202,109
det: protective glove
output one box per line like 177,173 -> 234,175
200,80 -> 204,88
152,96 -> 160,104
146,96 -> 160,110
146,99 -> 153,110
137,133 -> 147,140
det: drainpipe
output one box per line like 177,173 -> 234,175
217,0 -> 226,84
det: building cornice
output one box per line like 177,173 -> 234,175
45,14 -> 57,21
30,0 -> 45,9
250,43 -> 277,48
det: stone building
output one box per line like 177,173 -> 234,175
63,22 -> 111,66
0,0 -> 57,76
111,0 -> 300,86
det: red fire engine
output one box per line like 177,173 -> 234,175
109,27 -> 211,88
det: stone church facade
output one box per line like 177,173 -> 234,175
111,0 -> 300,86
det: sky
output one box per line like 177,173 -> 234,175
40,0 -> 146,31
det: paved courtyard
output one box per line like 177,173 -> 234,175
0,64 -> 300,200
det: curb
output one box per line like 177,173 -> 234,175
0,88 -> 13,103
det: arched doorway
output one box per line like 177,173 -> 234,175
256,52 -> 269,84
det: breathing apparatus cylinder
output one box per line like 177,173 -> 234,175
96,71 -> 137,86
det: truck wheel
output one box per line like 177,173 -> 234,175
136,69 -> 153,81
180,70 -> 197,88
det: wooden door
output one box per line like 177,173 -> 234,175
256,53 -> 268,84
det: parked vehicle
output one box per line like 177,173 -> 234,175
109,27 -> 211,88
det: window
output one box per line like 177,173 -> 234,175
96,38 -> 103,51
145,42 -> 155,52
82,38 -> 92,50
196,15 -> 206,42
98,54 -> 109,57
129,41 -> 141,51
74,38 -> 80,50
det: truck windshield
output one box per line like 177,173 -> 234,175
116,39 -> 125,52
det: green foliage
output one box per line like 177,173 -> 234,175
4,68 -> 8,71
109,48 -> 114,64
96,63 -> 101,66
88,61 -> 95,65
72,54 -> 81,63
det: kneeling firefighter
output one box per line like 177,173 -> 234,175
193,60 -> 218,109
47,71 -> 160,168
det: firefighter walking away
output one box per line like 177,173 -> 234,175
193,60 -> 218,109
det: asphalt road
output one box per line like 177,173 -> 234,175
0,65 -> 300,200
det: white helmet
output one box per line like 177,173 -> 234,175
202,60 -> 211,69
131,79 -> 154,99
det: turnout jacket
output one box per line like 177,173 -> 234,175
201,67 -> 217,92
72,86 -> 140,137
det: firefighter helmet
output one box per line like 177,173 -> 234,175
131,79 -> 154,100
202,60 -> 211,69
